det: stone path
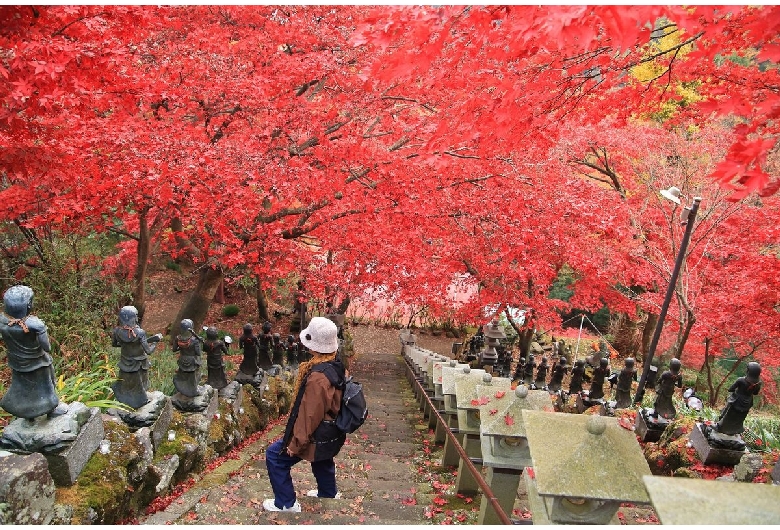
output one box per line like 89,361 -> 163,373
140,330 -> 449,525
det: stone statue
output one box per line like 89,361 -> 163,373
111,305 -> 163,409
650,358 -> 682,420
614,357 -> 637,409
588,357 -> 609,401
523,354 -> 536,386
285,334 -> 299,366
203,326 -> 229,391
172,319 -> 203,397
512,356 -> 526,383
548,356 -> 568,392
569,359 -> 585,394
534,357 -> 549,390
258,321 -> 274,371
645,357 -> 660,390
271,332 -> 285,366
237,323 -> 260,379
290,280 -> 307,333
0,285 -> 60,419
716,362 -> 762,436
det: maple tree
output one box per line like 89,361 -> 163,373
2,5 -> 779,402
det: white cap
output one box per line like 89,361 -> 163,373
300,317 -> 339,354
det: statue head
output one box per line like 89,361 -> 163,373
625,357 -> 635,370
599,357 -> 609,369
262,321 -> 272,334
575,359 -> 585,368
119,305 -> 139,327
3,285 -> 33,319
670,358 -> 682,374
559,356 -> 567,365
746,362 -> 761,384
286,334 -> 295,345
180,319 -> 194,333
527,354 -> 535,363
243,323 -> 253,335
519,357 -> 526,364
206,326 -> 218,340
540,357 -> 548,365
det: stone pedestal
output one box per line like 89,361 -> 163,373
441,414 -> 461,467
43,407 -> 103,486
171,385 -> 217,415
455,433 -> 482,495
634,409 -> 667,443
478,467 -> 523,525
234,370 -> 262,387
690,422 -> 746,465
109,391 -> 172,450
576,394 -> 602,414
219,381 -> 243,416
0,403 -> 104,486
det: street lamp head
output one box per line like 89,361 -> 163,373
660,186 -> 682,205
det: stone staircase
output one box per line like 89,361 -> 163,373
140,340 -> 433,525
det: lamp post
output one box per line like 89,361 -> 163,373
633,190 -> 702,405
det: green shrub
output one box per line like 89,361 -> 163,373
164,260 -> 182,272
222,304 -> 240,317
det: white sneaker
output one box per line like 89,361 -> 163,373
306,489 -> 342,499
262,499 -> 301,512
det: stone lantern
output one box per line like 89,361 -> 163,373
643,475 -> 780,525
439,365 -> 484,470
480,319 -> 506,368
453,372 -> 511,495
475,385 -> 553,524
522,411 -> 652,524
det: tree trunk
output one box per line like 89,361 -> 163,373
214,279 -> 225,304
171,266 -> 223,343
133,211 -> 151,324
640,312 -> 658,364
336,294 -> 351,315
256,277 -> 270,323
170,216 -> 200,266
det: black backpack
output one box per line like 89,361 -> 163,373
311,362 -> 368,434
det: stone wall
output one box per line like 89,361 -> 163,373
0,375 -> 293,525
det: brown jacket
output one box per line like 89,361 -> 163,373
288,371 -> 343,461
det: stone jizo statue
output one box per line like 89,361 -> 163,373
534,357 -> 549,390
111,305 -> 163,409
172,318 -> 203,397
203,326 -> 229,391
588,357 -> 609,401
523,354 -> 536,386
548,356 -> 568,392
0,285 -> 60,419
569,359 -> 585,394
614,357 -> 636,409
716,362 -> 762,436
512,356 -> 526,383
650,358 -> 682,420
237,323 -> 260,378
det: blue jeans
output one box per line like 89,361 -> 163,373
265,439 -> 338,509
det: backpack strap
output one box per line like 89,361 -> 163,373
310,361 -> 346,389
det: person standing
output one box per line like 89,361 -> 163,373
264,317 -> 346,512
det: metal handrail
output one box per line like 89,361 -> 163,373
404,358 -> 516,525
